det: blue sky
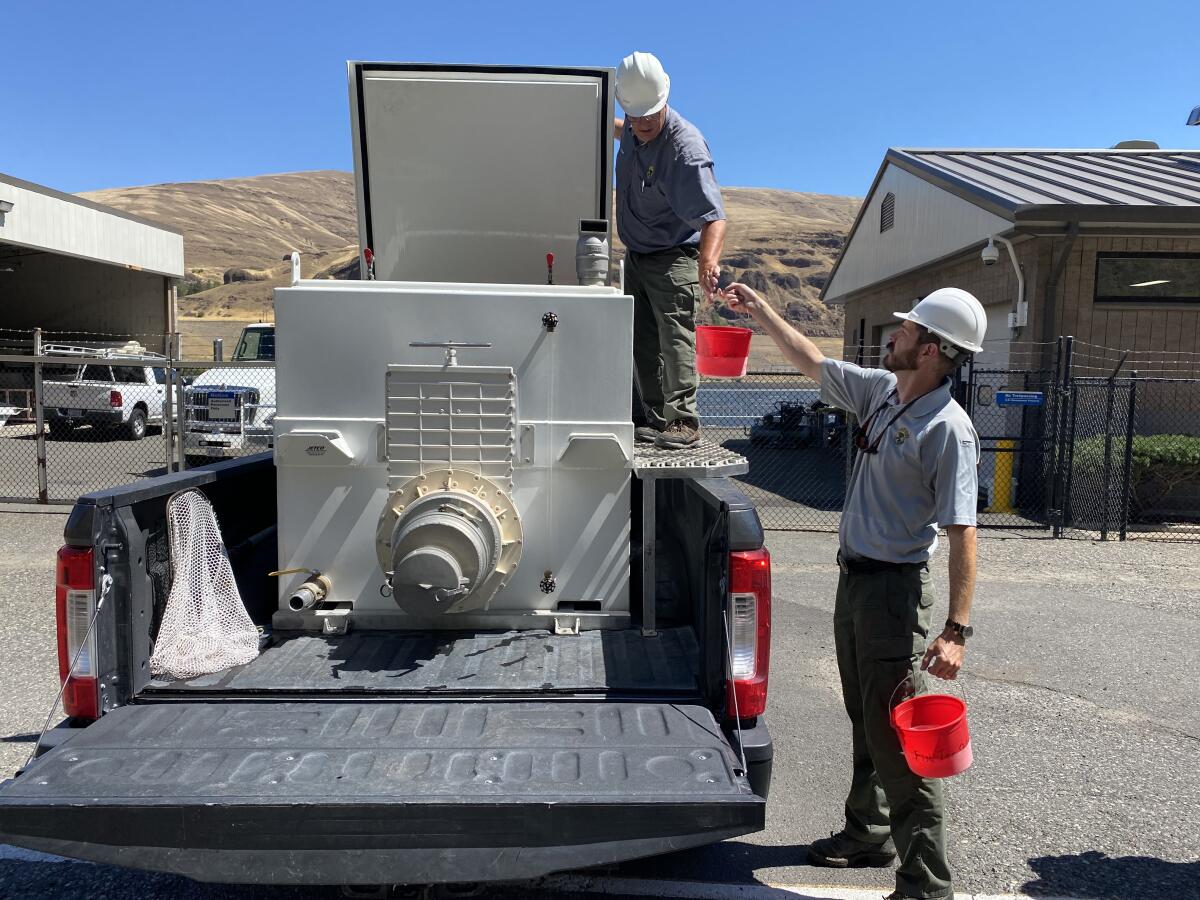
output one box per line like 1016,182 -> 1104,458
5,0 -> 1197,197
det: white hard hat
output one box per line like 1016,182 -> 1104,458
894,287 -> 987,357
616,51 -> 670,117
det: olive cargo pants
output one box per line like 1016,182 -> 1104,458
625,246 -> 701,429
834,563 -> 953,899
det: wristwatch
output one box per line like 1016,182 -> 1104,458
944,620 -> 974,639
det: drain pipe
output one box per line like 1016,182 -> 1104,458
269,567 -> 333,611
287,573 -> 332,612
1041,223 -> 1080,346
986,236 -> 1026,335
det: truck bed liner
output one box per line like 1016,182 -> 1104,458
147,627 -> 700,695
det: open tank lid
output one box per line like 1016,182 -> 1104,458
348,62 -> 614,287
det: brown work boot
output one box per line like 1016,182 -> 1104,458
807,830 -> 896,868
654,419 -> 700,450
635,424 -> 664,444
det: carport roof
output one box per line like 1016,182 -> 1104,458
887,148 -> 1200,223
0,172 -> 183,235
0,172 -> 184,278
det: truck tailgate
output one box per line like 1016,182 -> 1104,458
42,382 -> 110,411
0,701 -> 762,884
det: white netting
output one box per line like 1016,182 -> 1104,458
149,489 -> 260,680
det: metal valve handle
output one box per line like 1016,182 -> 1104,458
409,341 -> 493,367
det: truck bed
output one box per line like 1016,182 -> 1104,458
146,627 -> 700,695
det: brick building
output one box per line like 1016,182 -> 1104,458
821,149 -> 1200,373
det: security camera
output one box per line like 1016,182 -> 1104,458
981,238 -> 1000,267
0,200 -> 13,214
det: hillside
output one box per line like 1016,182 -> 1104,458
81,171 -> 858,338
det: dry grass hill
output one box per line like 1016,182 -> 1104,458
81,171 -> 859,360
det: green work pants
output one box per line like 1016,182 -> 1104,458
834,564 -> 953,900
625,245 -> 700,429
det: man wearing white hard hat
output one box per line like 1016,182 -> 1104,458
723,282 -> 985,900
614,51 -> 726,450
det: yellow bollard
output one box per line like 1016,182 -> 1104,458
987,439 -> 1015,514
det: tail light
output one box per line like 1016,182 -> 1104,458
109,390 -> 122,408
726,547 -> 771,721
55,546 -> 99,720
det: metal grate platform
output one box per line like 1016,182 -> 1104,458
632,437 -> 748,478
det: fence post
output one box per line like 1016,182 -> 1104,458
162,331 -> 176,473
1050,336 -> 1073,537
1118,371 -> 1138,541
1100,375 -> 1117,540
174,333 -> 187,471
32,327 -> 49,504
1061,342 -> 1080,532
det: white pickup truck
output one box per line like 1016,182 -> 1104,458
182,323 -> 276,465
42,343 -> 168,441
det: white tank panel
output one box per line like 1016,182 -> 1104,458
273,280 -> 633,630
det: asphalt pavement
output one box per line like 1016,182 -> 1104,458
0,506 -> 1196,900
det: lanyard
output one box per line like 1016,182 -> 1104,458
858,391 -> 919,454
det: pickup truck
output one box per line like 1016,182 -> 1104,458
183,324 -> 276,465
0,61 -> 775,888
0,453 -> 773,886
41,344 -> 168,441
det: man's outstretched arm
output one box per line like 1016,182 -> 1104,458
723,283 -> 825,380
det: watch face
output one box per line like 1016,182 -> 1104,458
961,625 -> 974,638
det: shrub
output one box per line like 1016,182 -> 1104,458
1074,433 -> 1200,516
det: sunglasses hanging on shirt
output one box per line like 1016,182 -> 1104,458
854,392 -> 919,455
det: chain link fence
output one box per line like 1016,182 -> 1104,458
700,339 -> 1200,540
0,328 -> 274,503
698,371 -> 850,531
1063,376 -> 1200,541
3,325 -> 1197,541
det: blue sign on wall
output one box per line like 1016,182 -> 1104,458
996,391 -> 1044,407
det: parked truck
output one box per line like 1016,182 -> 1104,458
0,63 -> 774,887
41,342 -> 169,441
183,323 -> 276,465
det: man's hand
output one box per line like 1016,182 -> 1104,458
921,629 -> 965,680
722,282 -> 767,316
700,262 -> 721,301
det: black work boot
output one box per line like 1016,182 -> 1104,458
807,830 -> 897,868
654,419 -> 700,450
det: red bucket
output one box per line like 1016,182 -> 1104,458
891,692 -> 973,778
697,325 -> 752,378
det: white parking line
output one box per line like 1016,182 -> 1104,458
540,874 -> 1086,900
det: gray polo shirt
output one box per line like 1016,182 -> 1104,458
616,107 -> 725,254
821,359 -> 979,564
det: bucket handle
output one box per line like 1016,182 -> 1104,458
888,670 -> 919,713
888,666 -> 971,715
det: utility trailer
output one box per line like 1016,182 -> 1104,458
0,63 -> 774,886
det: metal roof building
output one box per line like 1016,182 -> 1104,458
820,148 -> 1200,372
0,173 -> 184,350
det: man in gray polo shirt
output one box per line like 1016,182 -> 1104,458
723,282 -> 987,900
614,51 -> 726,449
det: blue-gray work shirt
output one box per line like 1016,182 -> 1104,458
615,107 -> 725,254
820,359 -> 980,564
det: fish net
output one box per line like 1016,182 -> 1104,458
149,489 -> 259,680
